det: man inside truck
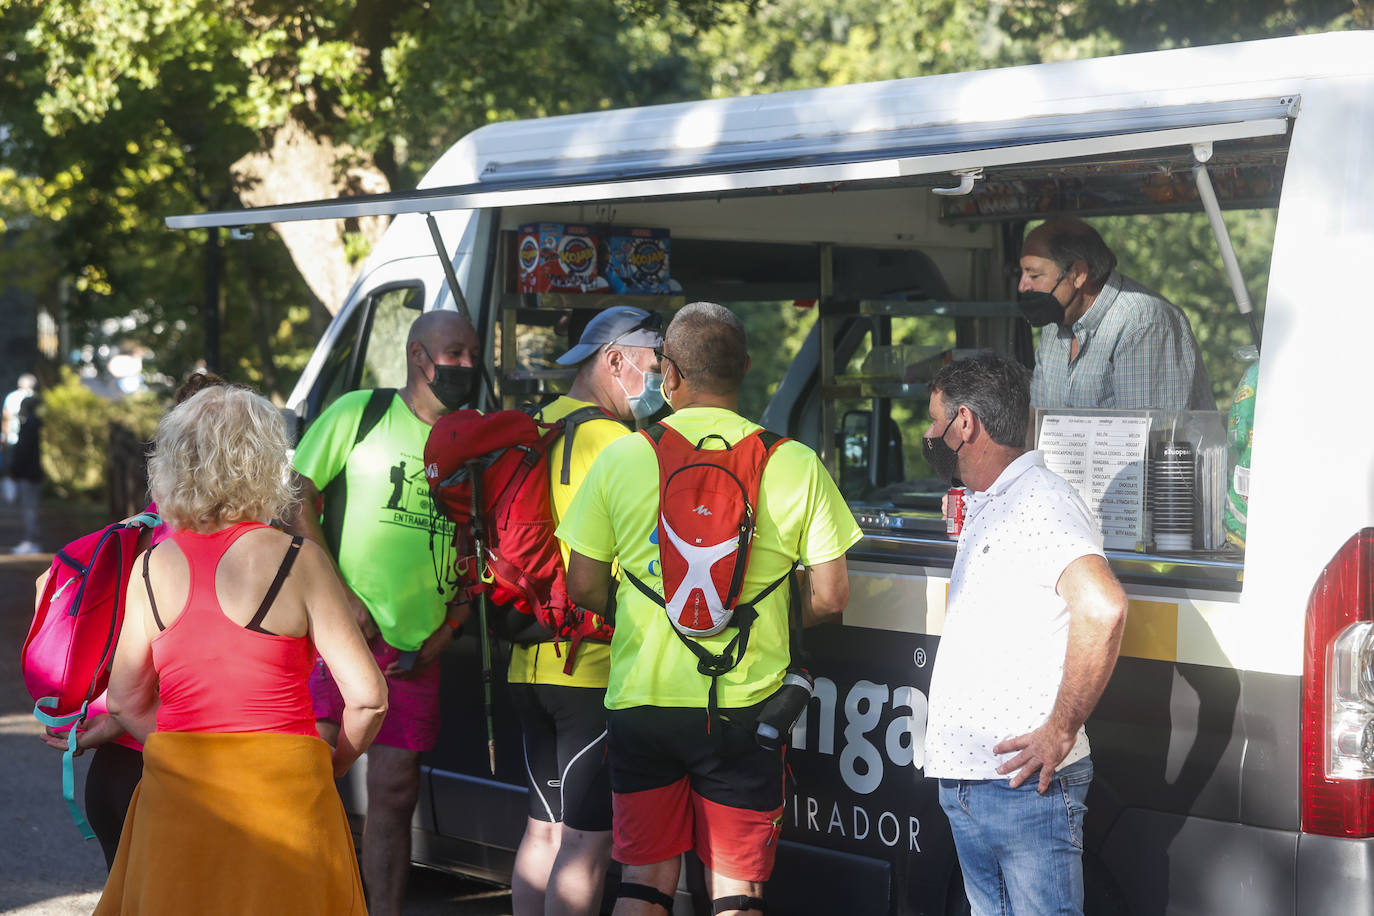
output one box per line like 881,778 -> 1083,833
1018,217 -> 1214,411
921,355 -> 1128,916
284,310 -> 479,916
559,302 -> 861,916
509,306 -> 664,916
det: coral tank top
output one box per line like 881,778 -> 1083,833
150,522 -> 317,736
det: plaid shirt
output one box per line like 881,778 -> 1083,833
1030,271 -> 1214,411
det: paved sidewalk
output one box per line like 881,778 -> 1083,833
0,498 -> 110,914
0,497 -> 513,915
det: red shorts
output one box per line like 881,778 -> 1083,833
608,705 -> 785,883
309,634 -> 441,752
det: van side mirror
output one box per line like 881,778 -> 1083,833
838,409 -> 907,499
839,410 -> 872,497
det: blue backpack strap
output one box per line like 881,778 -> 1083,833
33,697 -> 96,840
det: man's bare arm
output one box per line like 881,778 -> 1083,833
282,471 -> 378,639
994,554 -> 1127,791
282,472 -> 329,545
567,551 -> 614,615
796,556 -> 849,627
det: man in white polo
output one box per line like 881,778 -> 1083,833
921,354 -> 1128,916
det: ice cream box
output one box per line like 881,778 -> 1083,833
516,223 -> 607,293
603,226 -> 679,295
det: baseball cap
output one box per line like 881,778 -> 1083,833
555,306 -> 665,366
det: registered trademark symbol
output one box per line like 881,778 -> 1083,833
914,648 -> 927,668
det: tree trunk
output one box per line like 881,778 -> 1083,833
229,117 -> 390,315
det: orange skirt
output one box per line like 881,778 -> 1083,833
95,730 -> 365,915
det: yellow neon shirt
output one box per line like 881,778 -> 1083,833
556,406 -> 862,709
507,396 -> 628,687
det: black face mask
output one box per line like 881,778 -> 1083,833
1016,270 -> 1070,328
922,414 -> 964,485
421,344 -> 478,410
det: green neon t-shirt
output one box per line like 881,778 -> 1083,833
293,390 -> 453,651
556,407 -> 862,710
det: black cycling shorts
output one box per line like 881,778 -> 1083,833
508,682 -> 613,832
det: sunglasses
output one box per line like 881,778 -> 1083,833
654,346 -> 686,380
604,311 -> 664,349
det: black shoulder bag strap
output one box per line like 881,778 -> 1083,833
321,388 -> 395,558
557,405 -> 625,486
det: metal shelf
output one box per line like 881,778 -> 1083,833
500,368 -> 576,382
500,292 -> 684,312
823,380 -> 930,400
819,298 -> 1021,318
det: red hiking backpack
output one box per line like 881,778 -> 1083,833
425,406 -> 616,672
623,423 -> 792,710
21,511 -> 162,838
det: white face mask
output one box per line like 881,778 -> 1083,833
614,354 -> 666,420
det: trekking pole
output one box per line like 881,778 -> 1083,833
466,459 -> 497,775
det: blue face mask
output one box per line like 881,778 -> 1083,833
617,356 -> 666,420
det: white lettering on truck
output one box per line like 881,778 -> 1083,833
792,677 -> 930,795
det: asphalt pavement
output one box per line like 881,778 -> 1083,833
0,497 -> 513,915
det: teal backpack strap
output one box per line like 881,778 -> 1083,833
33,697 -> 96,840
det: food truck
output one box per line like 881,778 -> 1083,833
168,31 -> 1374,915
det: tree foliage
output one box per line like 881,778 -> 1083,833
0,0 -> 1367,411
1,0 -> 747,319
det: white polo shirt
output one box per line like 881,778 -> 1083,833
924,450 -> 1104,780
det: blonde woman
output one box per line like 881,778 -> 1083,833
94,386 -> 387,915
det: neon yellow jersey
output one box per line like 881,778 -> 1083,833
292,390 -> 453,652
508,396 -> 628,687
556,406 -> 862,710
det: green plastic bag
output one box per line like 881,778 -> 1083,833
1223,359 -> 1258,549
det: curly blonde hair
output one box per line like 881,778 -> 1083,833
148,386 -> 295,531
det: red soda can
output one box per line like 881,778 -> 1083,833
945,487 -> 967,538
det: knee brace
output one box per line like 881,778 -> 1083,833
618,881 -> 676,912
712,894 -> 767,914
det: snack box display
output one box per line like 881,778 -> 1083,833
603,226 -> 681,295
516,223 -> 607,293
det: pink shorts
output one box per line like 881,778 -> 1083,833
309,635 -> 441,752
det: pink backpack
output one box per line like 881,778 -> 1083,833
20,511 -> 161,837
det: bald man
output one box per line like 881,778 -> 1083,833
285,309 -> 479,916
560,303 -> 861,916
1017,218 -> 1213,412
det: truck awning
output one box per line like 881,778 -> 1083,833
166,97 -> 1293,230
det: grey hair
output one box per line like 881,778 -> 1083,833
664,301 -> 748,395
930,355 -> 1031,448
1038,218 -> 1118,288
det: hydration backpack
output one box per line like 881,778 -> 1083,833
623,423 -> 792,712
21,511 -> 162,837
425,406 -> 616,672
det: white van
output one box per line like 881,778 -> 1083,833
171,31 -> 1374,915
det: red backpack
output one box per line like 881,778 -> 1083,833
21,511 -> 162,837
425,406 -> 616,673
623,424 -> 791,711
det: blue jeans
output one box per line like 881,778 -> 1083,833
938,756 -> 1093,916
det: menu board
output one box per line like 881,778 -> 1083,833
1037,413 -> 1151,549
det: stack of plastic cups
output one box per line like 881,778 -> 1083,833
1150,440 -> 1195,552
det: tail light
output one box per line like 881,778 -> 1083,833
1302,529 -> 1374,836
